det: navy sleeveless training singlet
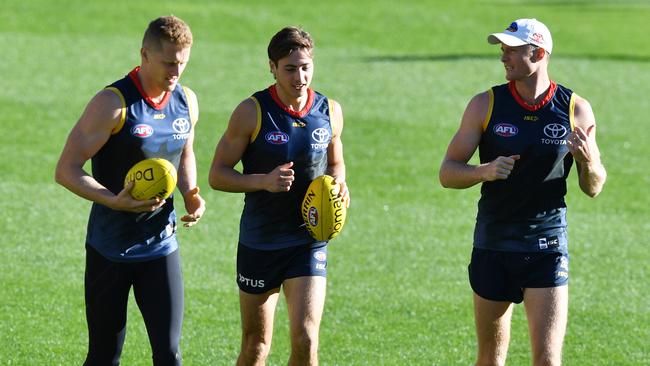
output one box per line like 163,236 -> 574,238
86,67 -> 194,262
474,81 -> 575,253
239,85 -> 332,250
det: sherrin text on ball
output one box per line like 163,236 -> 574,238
124,158 -> 177,200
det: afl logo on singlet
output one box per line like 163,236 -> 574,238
493,123 -> 518,137
131,124 -> 154,138
265,131 -> 289,145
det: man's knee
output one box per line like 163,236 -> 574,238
476,339 -> 508,366
291,328 -> 319,358
85,337 -> 124,366
475,352 -> 507,366
240,334 -> 272,363
532,348 -> 562,366
84,350 -> 121,366
152,348 -> 181,366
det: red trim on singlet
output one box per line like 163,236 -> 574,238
128,66 -> 171,110
508,80 -> 557,111
269,84 -> 314,118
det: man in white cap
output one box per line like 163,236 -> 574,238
439,18 -> 606,366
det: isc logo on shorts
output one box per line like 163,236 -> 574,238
538,236 -> 559,250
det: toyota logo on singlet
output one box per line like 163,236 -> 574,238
543,124 -> 568,139
172,118 -> 191,134
312,128 -> 330,143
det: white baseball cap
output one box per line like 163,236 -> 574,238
487,18 -> 553,54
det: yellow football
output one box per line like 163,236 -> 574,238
301,175 -> 347,241
124,158 -> 177,200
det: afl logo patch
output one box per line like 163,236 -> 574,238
265,131 -> 289,145
493,123 -> 518,137
313,251 -> 327,262
308,206 -> 318,226
131,124 -> 153,138
543,124 -> 568,139
172,118 -> 191,133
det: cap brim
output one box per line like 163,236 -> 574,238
487,33 -> 528,47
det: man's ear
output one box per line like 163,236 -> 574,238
141,47 -> 148,62
533,47 -> 546,62
269,60 -> 277,79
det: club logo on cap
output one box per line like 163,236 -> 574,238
506,22 -> 518,32
531,33 -> 545,43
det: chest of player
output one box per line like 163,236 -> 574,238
254,110 -> 332,162
481,103 -> 571,160
119,99 -> 192,164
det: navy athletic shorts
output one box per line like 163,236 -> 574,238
236,241 -> 328,294
468,247 -> 569,303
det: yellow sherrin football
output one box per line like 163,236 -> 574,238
124,158 -> 177,200
301,175 -> 347,241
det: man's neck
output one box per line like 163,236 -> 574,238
137,68 -> 166,103
513,74 -> 551,105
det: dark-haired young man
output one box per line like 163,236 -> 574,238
209,26 -> 348,366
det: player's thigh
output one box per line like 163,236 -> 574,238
239,288 -> 281,341
132,250 -> 184,347
84,244 -> 131,333
523,286 -> 568,350
283,276 -> 327,336
84,245 -> 133,362
473,292 -> 514,343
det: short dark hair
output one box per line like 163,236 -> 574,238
267,26 -> 314,65
142,15 -> 193,50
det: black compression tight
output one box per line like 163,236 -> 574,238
83,245 -> 183,366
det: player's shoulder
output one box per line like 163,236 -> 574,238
571,92 -> 591,109
91,88 -> 126,120
571,93 -> 596,127
179,85 -> 199,124
471,90 -> 492,105
236,96 -> 260,116
180,85 -> 197,101
457,89 -> 495,131
97,87 -> 124,105
327,98 -> 344,135
466,90 -> 492,116
227,97 -> 260,134
74,88 -> 124,133
327,98 -> 342,112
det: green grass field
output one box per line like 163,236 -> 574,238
1,0 -> 649,364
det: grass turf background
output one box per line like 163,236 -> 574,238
1,0 -> 648,364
